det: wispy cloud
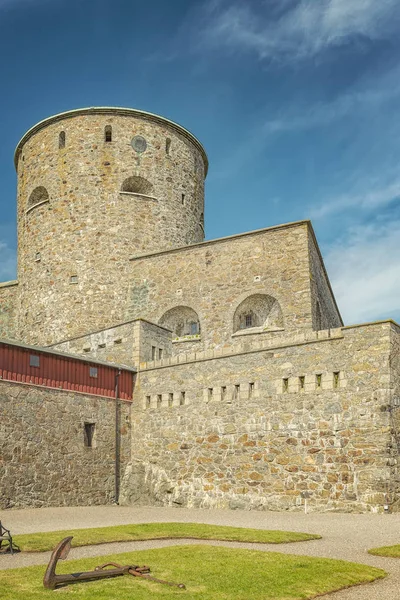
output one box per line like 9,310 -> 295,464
0,241 -> 16,282
326,220 -> 400,324
200,0 -> 400,62
311,178 -> 400,219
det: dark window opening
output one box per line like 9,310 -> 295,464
158,348 -> 163,360
221,386 -> 227,399
105,125 -> 112,142
168,393 -> 174,407
245,314 -> 253,328
151,346 -> 156,360
89,367 -> 98,378
84,423 -> 95,447
283,378 -> 289,393
59,131 -> 66,149
166,138 -> 171,154
146,395 -> 151,408
208,388 -> 213,400
299,376 -> 305,390
70,275 -> 78,284
157,394 -> 162,407
249,382 -> 255,397
181,193 -> 185,205
333,372 -> 340,389
234,384 -> 240,400
180,391 -> 185,405
316,374 -> 322,389
30,354 -> 40,368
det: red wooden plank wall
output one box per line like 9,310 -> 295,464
0,342 -> 133,400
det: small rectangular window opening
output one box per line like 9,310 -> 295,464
35,252 -> 41,262
316,374 -> 322,389
30,354 -> 40,368
234,384 -> 240,400
84,422 -> 95,448
282,378 -> 289,393
190,322 -> 199,335
180,391 -> 185,405
59,131 -> 66,149
208,387 -> 213,400
157,394 -> 162,407
83,347 -> 91,353
245,314 -> 253,328
146,395 -> 151,408
333,371 -> 340,389
299,376 -> 305,391
151,346 -> 156,360
168,393 -> 174,407
249,382 -> 255,398
89,366 -> 98,378
181,193 -> 185,205
166,138 -> 171,155
221,386 -> 227,399
114,338 -> 122,345
158,348 -> 163,360
105,125 -> 112,143
70,275 -> 78,284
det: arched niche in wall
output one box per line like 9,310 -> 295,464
121,175 -> 154,196
159,306 -> 201,339
28,186 -> 49,208
233,294 -> 284,333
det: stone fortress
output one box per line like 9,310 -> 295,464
0,107 -> 399,512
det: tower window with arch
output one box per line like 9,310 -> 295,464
59,131 -> 66,149
28,186 -> 49,208
121,175 -> 154,196
233,294 -> 284,333
159,306 -> 201,340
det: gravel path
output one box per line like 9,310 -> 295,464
0,506 -> 399,598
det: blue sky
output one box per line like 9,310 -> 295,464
1,0 -> 400,325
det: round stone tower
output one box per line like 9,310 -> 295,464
14,107 -> 208,345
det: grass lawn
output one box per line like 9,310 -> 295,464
0,545 -> 386,600
368,544 -> 400,558
14,522 -> 321,552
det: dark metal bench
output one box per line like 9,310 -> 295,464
0,521 -> 19,554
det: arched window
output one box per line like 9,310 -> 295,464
59,131 -> 66,149
159,306 -> 201,339
121,176 -> 154,196
233,294 -> 283,333
105,125 -> 112,142
28,186 -> 49,208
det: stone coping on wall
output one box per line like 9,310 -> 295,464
0,337 -> 137,372
139,320 -> 397,371
48,318 -> 173,347
14,106 -> 209,175
0,280 -> 18,289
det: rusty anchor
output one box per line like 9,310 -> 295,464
43,536 -> 186,590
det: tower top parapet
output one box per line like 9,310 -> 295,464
14,106 -> 208,174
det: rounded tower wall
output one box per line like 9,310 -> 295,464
15,109 -> 207,345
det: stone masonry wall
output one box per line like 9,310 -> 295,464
127,223 -> 327,355
51,319 -> 172,367
122,322 -> 397,513
307,228 -> 343,330
16,109 -> 206,346
389,323 -> 400,509
0,380 -> 131,508
0,281 -> 18,340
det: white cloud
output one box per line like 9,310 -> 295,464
325,221 -> 400,324
0,241 -> 17,282
311,178 -> 400,219
201,0 -> 400,61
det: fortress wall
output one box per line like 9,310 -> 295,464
307,229 -> 342,329
0,380 -> 131,509
0,281 -> 18,339
390,323 -> 400,508
50,319 -> 172,366
123,322 -> 396,512
127,223 -> 313,351
15,110 -> 206,346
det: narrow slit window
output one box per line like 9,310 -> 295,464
105,125 -> 112,142
316,374 -> 322,389
89,366 -> 98,378
333,371 -> 340,389
166,137 -> 171,154
151,346 -> 156,360
59,131 -> 66,149
168,393 -> 174,407
180,391 -> 185,405
221,386 -> 227,400
181,193 -> 185,205
234,384 -> 240,399
249,382 -> 255,398
146,395 -> 151,408
282,378 -> 289,393
30,354 -> 40,368
157,394 -> 162,407
299,376 -> 305,391
84,423 -> 95,448
158,348 -> 163,360
208,387 -> 213,400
